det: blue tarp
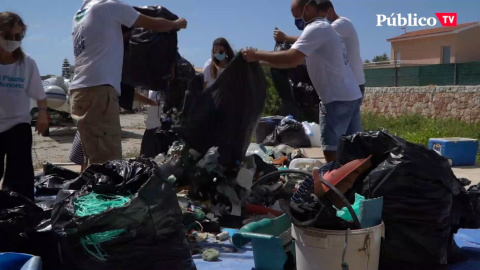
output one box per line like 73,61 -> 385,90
193,229 -> 480,270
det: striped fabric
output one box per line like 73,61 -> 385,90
69,131 -> 84,165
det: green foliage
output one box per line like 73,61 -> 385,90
362,112 -> 480,162
372,53 -> 390,62
262,67 -> 281,116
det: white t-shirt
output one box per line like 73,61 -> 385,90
291,19 -> 361,104
145,90 -> 162,130
203,59 -> 225,88
70,0 -> 140,94
0,55 -> 47,133
331,17 -> 366,86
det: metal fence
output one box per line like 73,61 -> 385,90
364,61 -> 480,87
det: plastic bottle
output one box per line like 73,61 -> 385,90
246,143 -> 270,162
154,154 -> 165,164
280,115 -> 294,126
302,121 -> 314,136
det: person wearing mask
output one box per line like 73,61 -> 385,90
203,37 -> 235,89
273,0 -> 366,97
242,0 -> 362,163
70,0 -> 187,167
0,12 -> 49,200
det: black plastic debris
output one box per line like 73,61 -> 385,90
270,42 -> 320,123
0,191 -> 44,252
179,53 -> 267,167
263,118 -> 311,148
122,6 -> 179,91
335,131 -> 455,268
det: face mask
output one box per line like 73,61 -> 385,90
294,0 -> 315,31
0,36 -> 22,53
214,52 -> 226,61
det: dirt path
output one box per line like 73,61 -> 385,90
32,113 -> 146,169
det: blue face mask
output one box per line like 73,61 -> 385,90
295,18 -> 306,31
214,52 -> 226,61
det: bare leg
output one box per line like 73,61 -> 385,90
323,151 -> 336,163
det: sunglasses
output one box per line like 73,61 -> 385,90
1,32 -> 24,41
214,50 -> 225,54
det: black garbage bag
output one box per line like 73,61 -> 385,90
270,42 -> 320,123
178,53 -> 267,167
0,191 -> 45,252
334,131 -> 455,268
122,6 -> 179,90
451,180 -> 480,231
43,162 -> 80,180
263,119 -> 311,148
165,54 -> 196,110
51,159 -> 196,270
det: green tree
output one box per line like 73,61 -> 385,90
62,58 -> 71,78
372,53 -> 390,62
364,59 -> 371,64
262,67 -> 281,116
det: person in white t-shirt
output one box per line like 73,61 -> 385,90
274,0 -> 366,97
242,0 -> 362,162
203,37 -> 235,89
70,0 -> 187,167
0,12 -> 49,200
140,90 -> 164,158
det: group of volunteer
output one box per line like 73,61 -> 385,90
0,0 -> 364,200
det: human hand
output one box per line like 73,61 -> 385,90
241,47 -> 258,62
175,18 -> 188,30
36,109 -> 49,135
274,27 -> 286,42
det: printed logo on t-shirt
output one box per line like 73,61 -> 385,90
75,9 -> 87,22
0,75 -> 25,90
74,35 -> 86,57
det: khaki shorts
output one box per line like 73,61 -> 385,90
70,85 -> 122,165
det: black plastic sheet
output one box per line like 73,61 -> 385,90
122,6 -> 179,91
263,119 -> 311,148
179,53 -> 267,167
270,42 -> 320,123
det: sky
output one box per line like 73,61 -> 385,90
2,0 -> 479,76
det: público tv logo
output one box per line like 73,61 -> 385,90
376,13 -> 457,27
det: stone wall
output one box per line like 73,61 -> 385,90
362,86 -> 480,123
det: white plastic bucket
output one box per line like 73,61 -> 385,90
289,158 -> 324,171
292,222 -> 385,270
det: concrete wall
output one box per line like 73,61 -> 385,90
363,85 -> 480,123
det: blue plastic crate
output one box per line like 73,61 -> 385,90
428,138 -> 479,166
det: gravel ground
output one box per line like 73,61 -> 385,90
32,113 -> 146,169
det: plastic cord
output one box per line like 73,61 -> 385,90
74,192 -> 132,262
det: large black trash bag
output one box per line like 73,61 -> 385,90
270,42 -> 320,123
263,119 -> 311,148
178,53 -> 267,167
43,162 -> 80,180
165,54 -> 196,110
51,159 -> 196,270
0,191 -> 45,252
122,6 -> 179,90
334,131 -> 454,269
